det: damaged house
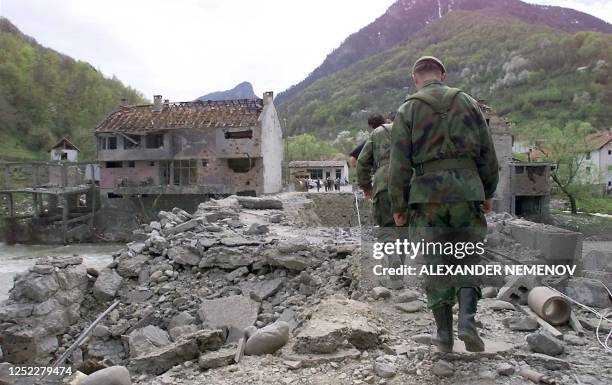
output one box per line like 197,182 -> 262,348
95,92 -> 283,197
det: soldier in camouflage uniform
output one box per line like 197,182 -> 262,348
357,114 -> 406,288
388,56 -> 499,352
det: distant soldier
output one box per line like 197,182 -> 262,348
316,179 -> 321,192
388,56 -> 499,352
357,113 -> 405,288
357,113 -> 394,226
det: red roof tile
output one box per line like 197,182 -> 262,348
95,99 -> 263,133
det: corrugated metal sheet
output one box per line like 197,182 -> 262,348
95,99 -> 263,133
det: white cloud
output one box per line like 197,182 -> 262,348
0,0 -> 396,101
527,0 -> 612,25
1,0 -> 610,102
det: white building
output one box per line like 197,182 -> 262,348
583,130 -> 612,192
49,137 -> 79,161
288,160 -> 349,181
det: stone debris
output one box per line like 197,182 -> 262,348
503,316 -> 539,331
0,196 -> 609,385
198,295 -> 260,342
496,362 -> 515,376
432,360 -> 454,377
526,330 -> 565,356
565,277 -> 612,308
293,297 -> 384,354
93,269 -> 123,301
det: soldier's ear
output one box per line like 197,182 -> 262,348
411,73 -> 418,86
441,73 -> 446,82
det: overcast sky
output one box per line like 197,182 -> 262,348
1,0 -> 610,101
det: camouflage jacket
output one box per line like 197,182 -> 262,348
388,80 -> 499,213
357,124 -> 393,197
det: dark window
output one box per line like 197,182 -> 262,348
308,169 -> 323,179
106,161 -> 122,168
145,134 -> 164,149
127,161 -> 135,168
149,161 -> 155,166
201,159 -> 209,167
586,167 -> 591,172
335,169 -> 342,179
228,158 -> 255,173
586,152 -> 591,160
608,150 -> 611,155
516,166 -> 525,174
124,135 -> 141,149
61,152 -> 68,160
608,181 -> 611,186
173,160 -> 197,185
108,136 -> 117,149
224,130 -> 253,139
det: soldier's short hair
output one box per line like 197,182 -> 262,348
367,114 -> 386,129
387,112 -> 396,122
413,61 -> 443,76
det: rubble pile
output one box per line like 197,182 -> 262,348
0,194 -> 611,385
0,256 -> 88,364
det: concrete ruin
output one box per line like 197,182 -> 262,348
483,105 -> 553,223
95,92 -> 283,198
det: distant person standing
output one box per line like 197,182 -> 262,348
334,178 -> 340,191
316,179 -> 321,192
388,56 -> 499,353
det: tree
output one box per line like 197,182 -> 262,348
526,121 -> 595,214
286,134 -> 342,161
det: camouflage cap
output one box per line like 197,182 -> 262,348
412,56 -> 446,74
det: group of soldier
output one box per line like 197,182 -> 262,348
353,56 -> 500,353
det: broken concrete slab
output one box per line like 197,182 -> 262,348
236,196 -> 283,210
167,246 -> 200,266
293,297 -> 383,354
520,352 -> 570,370
128,325 -> 171,357
265,252 -> 313,271
117,254 -> 149,278
93,269 -> 123,302
240,278 -> 284,301
163,219 -> 200,236
199,247 -> 260,269
198,295 -> 260,342
198,347 -> 235,369
131,329 -> 224,375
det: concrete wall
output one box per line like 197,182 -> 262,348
489,113 -> 513,214
100,160 -> 159,190
50,149 -> 78,161
306,193 -> 372,227
260,96 -> 283,194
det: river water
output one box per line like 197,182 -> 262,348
0,242 -> 123,302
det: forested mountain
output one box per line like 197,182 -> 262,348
275,0 -> 612,106
197,81 -> 257,101
279,10 -> 612,140
0,17 -> 145,160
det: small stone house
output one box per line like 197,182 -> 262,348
583,129 -> 612,193
94,92 -> 283,197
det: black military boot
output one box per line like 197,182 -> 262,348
431,305 -> 453,352
457,287 -> 485,352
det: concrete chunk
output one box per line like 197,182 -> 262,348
198,295 -> 260,342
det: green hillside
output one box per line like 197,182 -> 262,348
0,17 -> 145,160
280,11 -> 612,140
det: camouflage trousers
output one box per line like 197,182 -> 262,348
373,191 -> 405,284
372,191 -> 395,227
409,201 -> 486,309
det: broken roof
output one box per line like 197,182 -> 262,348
95,99 -> 264,133
289,160 -> 348,168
